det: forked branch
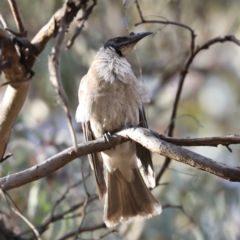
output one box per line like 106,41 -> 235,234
1,126 -> 240,192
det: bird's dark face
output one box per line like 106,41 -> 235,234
104,32 -> 152,56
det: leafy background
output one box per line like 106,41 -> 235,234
0,0 -> 240,239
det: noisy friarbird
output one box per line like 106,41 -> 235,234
76,32 -> 161,227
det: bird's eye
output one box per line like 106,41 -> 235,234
114,38 -> 122,43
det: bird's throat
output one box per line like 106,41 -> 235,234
95,47 -> 135,84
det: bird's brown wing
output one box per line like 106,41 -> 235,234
136,105 -> 155,187
82,121 -> 107,199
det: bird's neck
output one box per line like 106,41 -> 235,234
94,47 -> 135,84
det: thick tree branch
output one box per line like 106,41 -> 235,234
0,0 -> 85,160
118,127 -> 240,181
1,127 -> 240,192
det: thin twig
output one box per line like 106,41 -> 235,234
33,196 -> 98,238
0,153 -> 13,163
135,1 -> 240,183
156,34 -> 240,183
62,212 -> 83,220
2,190 -> 41,240
57,223 -> 106,240
134,0 -> 196,55
134,1 -> 197,182
74,197 -> 89,239
24,196 -> 97,236
123,0 -> 143,81
81,160 -> 90,197
162,204 -> 195,225
7,0 -> 27,36
50,175 -> 90,220
66,0 -> 97,49
35,175 -> 91,235
135,0 -> 144,22
76,230 -> 117,240
48,3 -> 78,152
157,134 -> 240,147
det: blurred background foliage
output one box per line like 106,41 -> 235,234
0,0 -> 240,239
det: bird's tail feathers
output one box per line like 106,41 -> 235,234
104,168 -> 161,228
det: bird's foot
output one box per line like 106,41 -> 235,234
104,132 -> 116,149
103,132 -> 112,144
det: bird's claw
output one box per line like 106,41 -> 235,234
104,132 -> 112,144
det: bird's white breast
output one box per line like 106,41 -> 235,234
95,47 -> 136,84
76,47 -> 150,180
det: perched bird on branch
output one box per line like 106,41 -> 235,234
76,32 -> 161,227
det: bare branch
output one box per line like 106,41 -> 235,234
7,0 -> 27,36
122,0 -> 143,81
74,197 -> 88,239
49,174 -> 90,221
156,34 -> 240,182
134,1 -> 197,181
36,193 -> 96,236
135,1 -> 240,183
117,127 -> 240,182
1,126 -> 240,192
57,223 -> 106,240
158,134 -> 240,147
134,0 -> 196,55
0,0 -> 84,160
66,0 -> 97,49
81,160 -> 91,197
135,0 -> 144,22
2,190 -> 41,240
0,153 -> 12,164
48,3 -> 78,152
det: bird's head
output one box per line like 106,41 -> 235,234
104,31 -> 152,57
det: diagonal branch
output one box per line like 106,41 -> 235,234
1,126 -> 240,192
57,223 -> 106,240
48,2 -> 78,152
134,0 -> 197,182
158,134 -> 240,147
66,0 -> 97,49
7,0 -> 27,36
2,190 -> 41,239
155,34 -> 240,183
0,0 -> 85,160
134,2 -> 240,182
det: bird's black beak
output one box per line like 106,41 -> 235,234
117,32 -> 153,48
116,31 -> 152,56
104,31 -> 153,56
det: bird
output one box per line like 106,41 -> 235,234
76,31 -> 162,227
